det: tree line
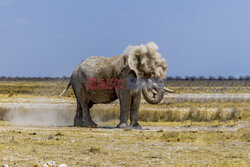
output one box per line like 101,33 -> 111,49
0,75 -> 249,81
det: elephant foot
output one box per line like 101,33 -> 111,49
73,119 -> 84,127
74,119 -> 97,127
129,122 -> 142,129
116,122 -> 129,129
82,120 -> 98,128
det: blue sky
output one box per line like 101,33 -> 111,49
0,0 -> 249,77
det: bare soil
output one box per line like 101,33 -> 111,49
0,96 -> 249,166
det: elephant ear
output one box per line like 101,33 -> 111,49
113,54 -> 139,79
120,54 -> 140,79
112,54 -> 131,78
126,53 -> 140,78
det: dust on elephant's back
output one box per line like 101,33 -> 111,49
82,55 -> 125,79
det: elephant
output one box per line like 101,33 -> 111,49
59,42 -> 173,129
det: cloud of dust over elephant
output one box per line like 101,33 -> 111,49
124,42 -> 168,79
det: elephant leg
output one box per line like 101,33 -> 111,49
129,91 -> 142,129
72,82 -> 86,127
73,101 -> 84,127
116,89 -> 131,128
72,84 -> 96,127
81,101 -> 97,127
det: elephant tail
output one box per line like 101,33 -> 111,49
58,81 -> 71,98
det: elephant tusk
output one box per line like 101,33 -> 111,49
164,87 -> 175,93
152,89 -> 158,95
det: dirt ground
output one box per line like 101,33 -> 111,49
0,121 -> 249,167
0,95 -> 249,166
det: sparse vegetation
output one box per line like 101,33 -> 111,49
0,121 -> 249,166
0,77 -> 249,98
90,101 -> 249,123
0,78 -> 249,166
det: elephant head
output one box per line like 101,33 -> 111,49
121,42 -> 168,104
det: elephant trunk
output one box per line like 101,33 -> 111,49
142,79 -> 165,104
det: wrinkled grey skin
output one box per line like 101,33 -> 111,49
59,55 -> 165,129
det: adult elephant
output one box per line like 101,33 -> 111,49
59,42 -> 172,129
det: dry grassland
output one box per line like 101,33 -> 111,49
0,80 -> 249,166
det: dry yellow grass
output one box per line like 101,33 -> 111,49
0,81 -> 249,98
0,81 -> 74,98
0,80 -> 249,166
0,121 -> 249,167
90,102 -> 250,123
1,99 -> 249,124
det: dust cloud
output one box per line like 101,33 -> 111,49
4,103 -> 75,126
124,42 -> 168,79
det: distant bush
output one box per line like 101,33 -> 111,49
0,76 -> 70,82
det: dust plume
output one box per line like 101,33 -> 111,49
124,42 -> 168,79
3,104 -> 74,126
